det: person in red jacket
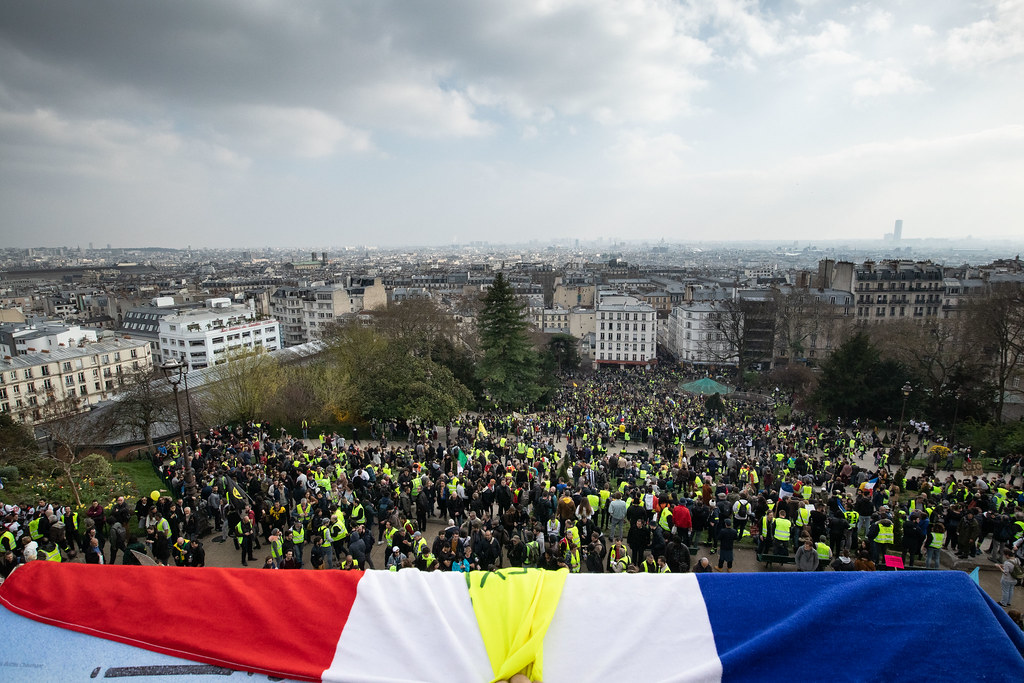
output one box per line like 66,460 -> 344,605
672,503 -> 692,546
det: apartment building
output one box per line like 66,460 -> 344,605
270,279 -> 386,347
663,300 -> 734,366
0,322 -> 98,357
0,338 -> 153,425
594,294 -> 657,368
817,259 -> 957,323
158,298 -> 279,369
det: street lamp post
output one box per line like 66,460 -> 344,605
896,382 -> 912,464
951,390 -> 961,448
161,359 -> 197,503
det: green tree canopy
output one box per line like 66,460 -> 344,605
476,272 -> 543,409
0,412 -> 37,468
320,321 -> 472,426
812,332 -> 912,421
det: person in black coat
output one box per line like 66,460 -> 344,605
627,519 -> 651,565
473,529 -> 502,570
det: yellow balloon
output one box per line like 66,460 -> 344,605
150,490 -> 160,501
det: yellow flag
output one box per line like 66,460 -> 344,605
467,568 -> 568,683
478,420 -> 489,438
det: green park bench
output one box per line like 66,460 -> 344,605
756,553 -> 796,569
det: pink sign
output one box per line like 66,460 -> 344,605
884,555 -> 904,569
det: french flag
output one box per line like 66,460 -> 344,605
1,563 -> 1022,682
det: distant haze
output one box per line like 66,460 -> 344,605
1,1 -> 1022,247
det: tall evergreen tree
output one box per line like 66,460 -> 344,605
812,332 -> 910,421
476,272 -> 542,409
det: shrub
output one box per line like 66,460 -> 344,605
0,465 -> 19,483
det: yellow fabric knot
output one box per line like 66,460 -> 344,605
466,568 -> 568,683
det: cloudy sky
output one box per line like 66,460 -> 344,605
2,1 -> 1022,248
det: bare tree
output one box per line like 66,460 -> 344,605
38,396 -> 103,507
869,318 -> 974,390
100,366 -> 175,449
370,298 -> 458,361
773,288 -> 849,365
966,282 -> 1024,422
702,296 -> 777,376
205,348 -> 285,424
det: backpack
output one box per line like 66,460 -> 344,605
1012,558 -> 1024,581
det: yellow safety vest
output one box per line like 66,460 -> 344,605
875,523 -> 894,545
774,518 -> 792,541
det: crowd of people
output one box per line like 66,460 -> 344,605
3,368 -> 1024,617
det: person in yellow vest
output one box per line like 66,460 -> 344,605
317,526 -> 335,570
37,538 -> 64,562
564,536 -> 582,573
0,527 -> 16,555
609,541 -> 630,573
814,535 -> 832,571
329,514 -> 348,558
924,522 -> 945,569
658,505 -> 674,535
869,514 -> 894,564
349,500 -> 366,527
301,419 -> 309,439
773,509 -> 792,555
290,520 -> 306,567
269,529 -> 284,568
657,555 -> 671,573
793,504 -> 811,552
295,498 -> 313,531
639,550 -> 658,573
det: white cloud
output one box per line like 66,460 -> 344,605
0,107 -> 250,179
852,67 -> 930,99
940,0 -> 1024,66
230,106 -> 373,158
606,130 -> 690,183
864,10 -> 894,34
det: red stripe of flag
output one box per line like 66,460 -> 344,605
0,562 -> 362,682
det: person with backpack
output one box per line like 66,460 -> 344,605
996,547 -> 1022,607
732,497 -> 751,539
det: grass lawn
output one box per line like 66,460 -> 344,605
0,458 -> 169,511
112,460 -> 169,500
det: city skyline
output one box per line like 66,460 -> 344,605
2,1 -> 1022,248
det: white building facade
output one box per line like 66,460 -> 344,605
0,338 -> 152,425
594,295 -> 657,368
664,301 -> 738,366
0,322 -> 98,358
158,299 -> 279,370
